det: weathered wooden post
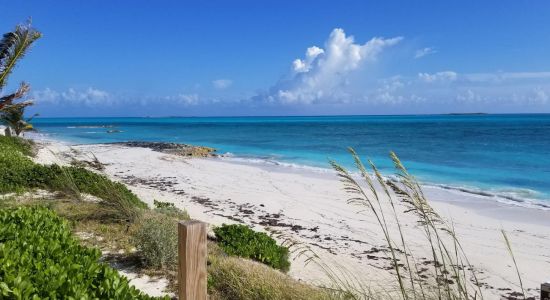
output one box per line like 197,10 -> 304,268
542,282 -> 550,300
178,220 -> 207,300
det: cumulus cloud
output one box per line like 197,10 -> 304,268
176,93 -> 200,105
260,28 -> 403,104
414,47 -> 437,59
212,79 -> 233,89
34,87 -> 111,105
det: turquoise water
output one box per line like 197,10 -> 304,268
32,115 -> 550,207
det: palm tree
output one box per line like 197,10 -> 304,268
0,21 -> 41,135
0,102 -> 37,136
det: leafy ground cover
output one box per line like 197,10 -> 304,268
0,206 -> 166,299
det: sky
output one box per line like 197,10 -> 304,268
2,1 -> 550,117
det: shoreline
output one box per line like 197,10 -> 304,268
30,137 -> 550,299
29,131 -> 550,212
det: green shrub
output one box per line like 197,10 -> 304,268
0,206 -> 165,299
0,137 -> 146,213
0,136 -> 34,156
133,215 -> 178,269
214,224 -> 290,272
153,200 -> 190,220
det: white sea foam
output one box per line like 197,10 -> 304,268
219,154 -> 335,174
219,153 -> 550,210
67,125 -> 115,129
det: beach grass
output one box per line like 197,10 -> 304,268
295,147 -> 529,300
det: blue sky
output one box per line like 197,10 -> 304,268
2,1 -> 550,117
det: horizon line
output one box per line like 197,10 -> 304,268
31,112 -> 550,119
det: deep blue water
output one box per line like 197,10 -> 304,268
32,115 -> 550,206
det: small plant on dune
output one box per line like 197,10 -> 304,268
132,214 -> 178,270
0,135 -> 34,155
214,224 -> 290,272
153,199 -> 190,220
207,247 -> 329,300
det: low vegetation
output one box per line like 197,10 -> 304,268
153,199 -> 190,220
0,135 -> 146,222
0,134 -> 34,155
0,206 -> 164,299
133,214 -> 179,270
208,242 -> 329,300
214,224 -> 291,272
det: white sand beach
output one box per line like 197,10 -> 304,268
34,140 -> 550,299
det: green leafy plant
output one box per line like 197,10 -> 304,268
153,199 -> 190,220
214,224 -> 290,272
0,134 -> 34,155
0,206 -> 165,299
0,136 -> 146,214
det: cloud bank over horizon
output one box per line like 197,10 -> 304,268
29,28 -> 550,116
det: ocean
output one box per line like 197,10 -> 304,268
31,114 -> 550,208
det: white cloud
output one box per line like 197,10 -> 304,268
33,88 -> 60,103
414,47 -> 437,59
176,93 -> 200,105
418,71 -> 458,83
292,46 -> 324,73
532,88 -> 549,104
464,71 -> 550,83
456,89 -> 482,103
34,87 -> 111,105
212,79 -> 233,89
262,28 -> 403,104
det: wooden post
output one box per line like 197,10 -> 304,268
542,282 -> 550,300
178,220 -> 207,300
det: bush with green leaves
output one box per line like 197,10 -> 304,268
133,214 -> 178,269
0,135 -> 34,156
153,199 -> 190,220
0,136 -> 146,212
214,224 -> 290,272
0,206 -> 165,299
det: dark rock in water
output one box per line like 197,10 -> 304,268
109,141 -> 217,157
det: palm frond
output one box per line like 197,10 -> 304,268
0,82 -> 30,109
0,22 -> 41,88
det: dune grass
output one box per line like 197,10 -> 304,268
0,136 -> 145,222
207,241 -> 330,300
301,148 -> 528,300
